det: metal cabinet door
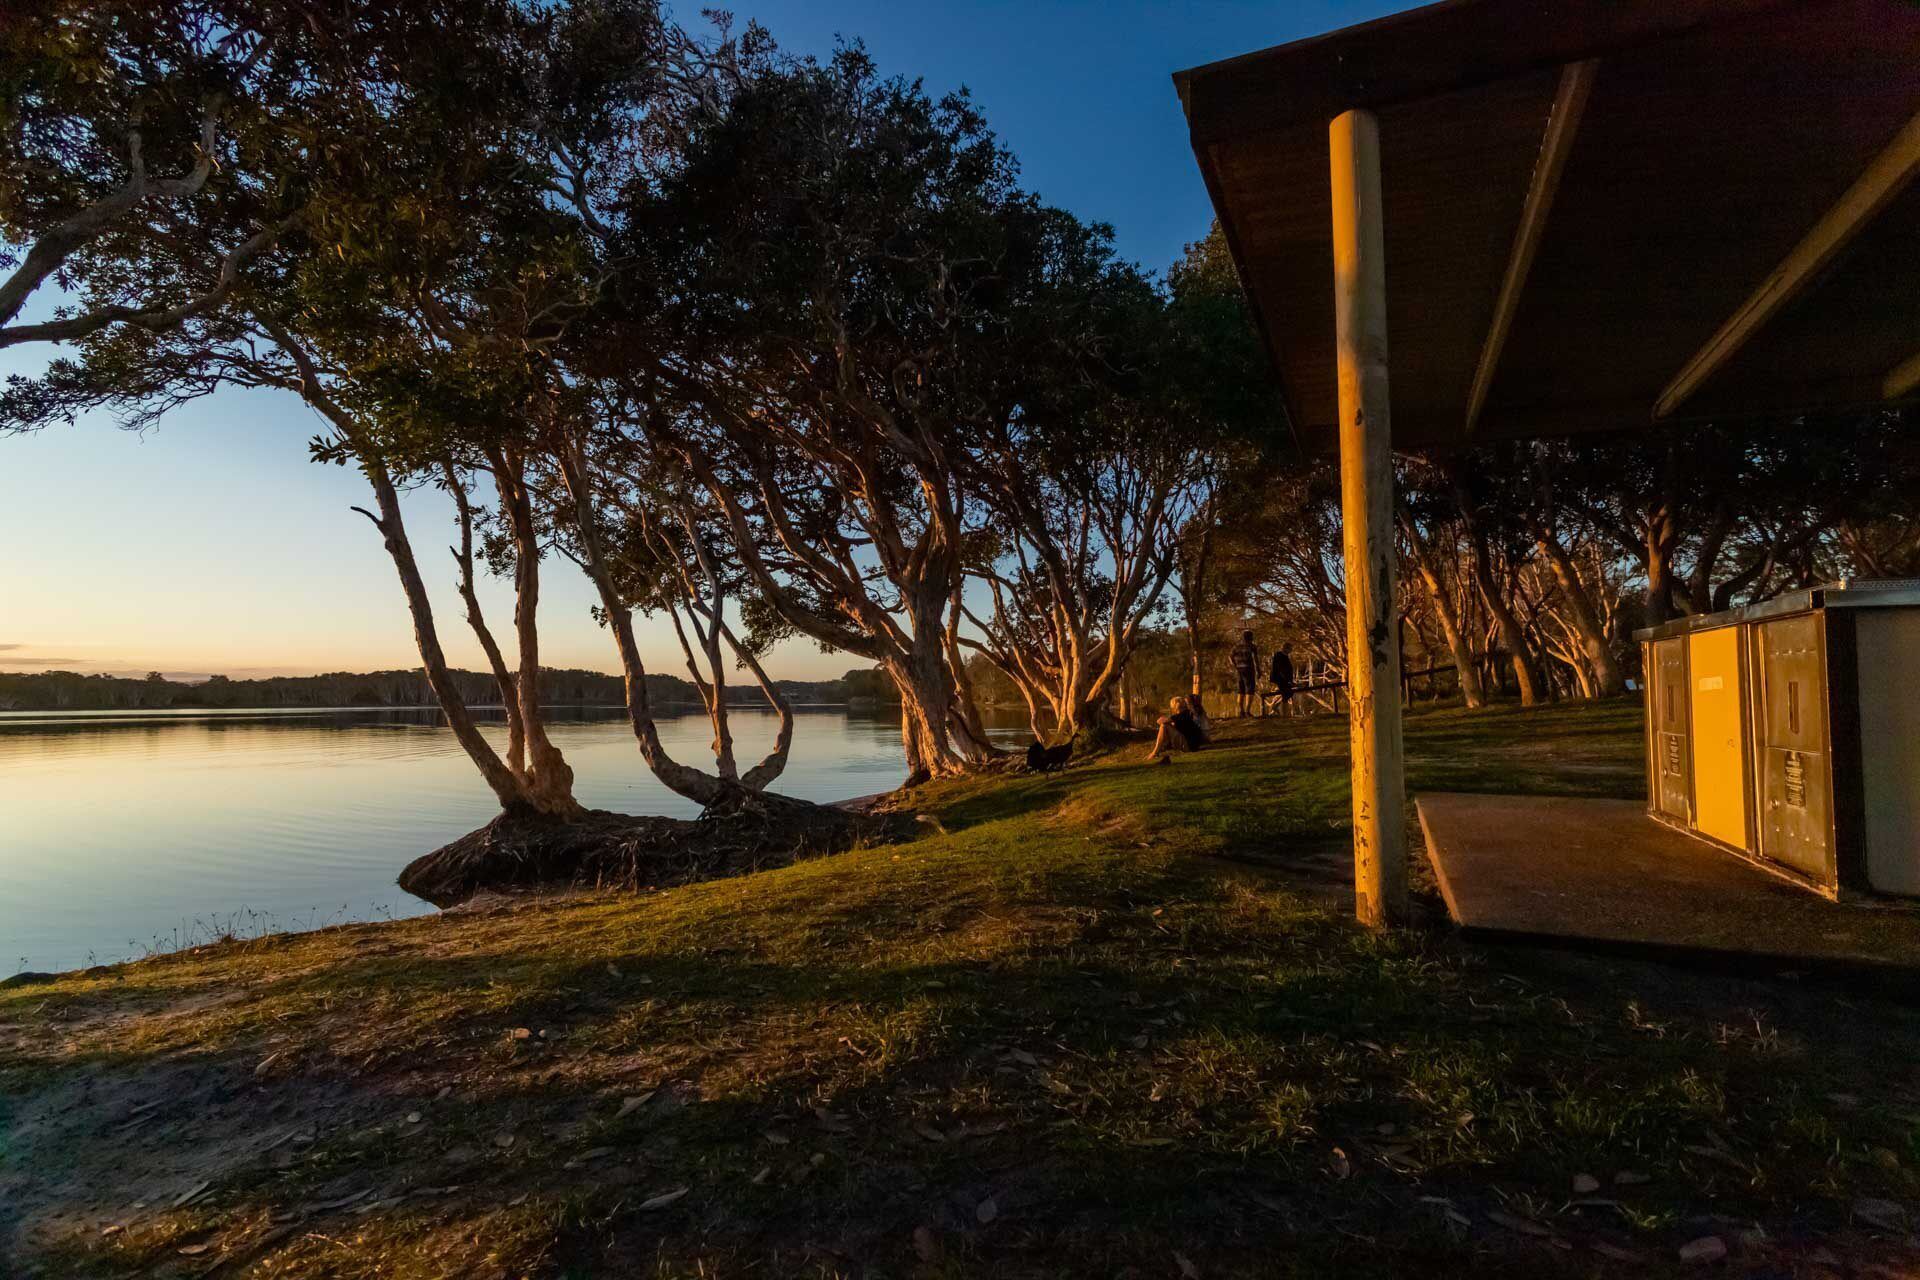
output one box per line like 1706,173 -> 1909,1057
1688,627 -> 1751,851
1650,637 -> 1692,823
1755,614 -> 1831,882
1758,614 -> 1827,886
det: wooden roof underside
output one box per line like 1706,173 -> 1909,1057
1174,0 -> 1920,453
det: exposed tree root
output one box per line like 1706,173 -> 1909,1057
398,790 -> 897,909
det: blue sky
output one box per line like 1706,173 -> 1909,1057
0,0 -> 1407,682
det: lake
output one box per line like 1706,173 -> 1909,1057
0,705 -> 1013,973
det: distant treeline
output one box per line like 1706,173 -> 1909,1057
0,668 -> 858,712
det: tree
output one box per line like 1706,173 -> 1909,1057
1162,223 -> 1278,714
0,0 -> 465,348
624,49 -> 1069,779
957,228 -> 1213,742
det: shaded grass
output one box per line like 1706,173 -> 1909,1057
3,699 -> 1918,1278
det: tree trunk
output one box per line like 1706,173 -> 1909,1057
1646,518 -> 1679,625
1645,440 -> 1683,624
886,638 -> 969,784
444,464 -> 526,780
1535,533 -> 1626,696
946,592 -> 1001,758
725,622 -> 794,792
494,448 -> 579,817
1404,525 -> 1487,709
362,463 -> 529,814
554,438 -> 729,807
1454,482 -> 1547,705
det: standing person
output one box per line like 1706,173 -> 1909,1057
1229,629 -> 1261,718
1269,641 -> 1296,716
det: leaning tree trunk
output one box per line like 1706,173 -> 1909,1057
1404,523 -> 1488,709
444,463 -> 526,780
1535,533 -> 1626,696
945,592 -> 1002,759
726,622 -> 795,792
361,462 -> 530,814
1454,481 -> 1547,706
1416,556 -> 1487,709
1467,530 -> 1548,706
555,440 -> 729,808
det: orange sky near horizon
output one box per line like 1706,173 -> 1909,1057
0,387 -> 852,686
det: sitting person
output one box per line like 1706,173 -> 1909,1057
1148,695 -> 1208,762
1026,738 -> 1073,772
1266,641 -> 1297,716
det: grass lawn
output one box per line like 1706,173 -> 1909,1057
3,700 -> 1918,1278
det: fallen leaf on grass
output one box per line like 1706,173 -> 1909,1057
913,1225 -> 939,1262
1682,1144 -> 1743,1168
1247,1190 -> 1289,1216
564,1147 -> 615,1169
170,1181 -> 211,1209
764,1131 -> 790,1146
304,1189 -> 372,1213
1327,1148 -> 1351,1180
750,1166 -> 771,1186
1486,1209 -> 1553,1238
1677,1236 -> 1726,1264
178,1242 -> 213,1257
1175,1250 -> 1200,1278
614,1092 -> 655,1121
1572,1173 -> 1600,1194
915,1125 -> 947,1144
640,1187 -> 689,1212
1418,1196 -> 1470,1230
1853,1198 -> 1908,1234
976,1197 -> 998,1224
1613,1170 -> 1651,1186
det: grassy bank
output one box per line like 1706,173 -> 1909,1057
3,701 -> 1917,1278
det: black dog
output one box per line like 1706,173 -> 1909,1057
1025,739 -> 1073,772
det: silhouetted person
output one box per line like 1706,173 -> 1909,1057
1269,642 -> 1296,716
1229,629 -> 1261,717
1148,695 -> 1208,762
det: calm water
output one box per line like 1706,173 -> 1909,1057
0,706 -> 1002,973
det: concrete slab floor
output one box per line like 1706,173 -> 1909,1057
1417,792 -> 1920,975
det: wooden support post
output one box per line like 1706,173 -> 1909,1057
1330,108 -> 1408,930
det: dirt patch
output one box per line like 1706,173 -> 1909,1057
0,1058 -> 370,1264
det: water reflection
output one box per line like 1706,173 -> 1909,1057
0,705 -> 1018,972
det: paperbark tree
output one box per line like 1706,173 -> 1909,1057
550,406 -> 795,796
621,50 -> 1080,779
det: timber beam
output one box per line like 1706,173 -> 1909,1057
1656,109 -> 1920,419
